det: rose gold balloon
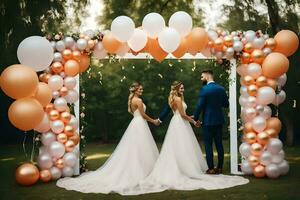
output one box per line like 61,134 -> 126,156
39,73 -> 46,82
78,54 -> 91,73
64,125 -> 74,137
251,143 -> 263,156
247,84 -> 258,96
64,60 -> 79,76
72,50 -> 81,61
45,103 -> 55,113
243,122 -> 254,133
102,32 -> 121,53
69,132 -> 80,145
55,158 -> 64,169
8,98 -> 44,131
274,30 -> 299,56
224,35 -> 233,46
49,110 -> 60,121
172,37 -> 188,58
39,169 -> 52,183
65,140 -> 75,152
245,132 -> 257,144
0,64 -> 39,99
51,62 -> 63,74
256,76 -> 268,87
34,82 -> 52,107
267,78 -> 277,90
44,74 -> 52,83
59,86 -> 68,97
213,38 -> 224,51
57,133 -> 68,144
251,49 -> 264,64
248,155 -> 259,167
60,111 -> 71,124
266,117 -> 282,135
16,163 -> 40,186
242,75 -> 255,86
262,52 -> 289,79
265,128 -> 278,138
88,40 -> 95,49
62,49 -> 73,60
244,43 -> 254,53
257,131 -> 269,145
265,38 -> 277,50
241,52 -> 251,64
253,165 -> 266,178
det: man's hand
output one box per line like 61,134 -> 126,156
153,119 -> 160,126
194,120 -> 201,128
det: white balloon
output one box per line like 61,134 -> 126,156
278,160 -> 289,175
240,86 -> 248,96
246,96 -> 257,108
39,146 -> 48,155
241,160 -> 253,175
116,43 -> 130,57
239,95 -> 248,107
255,105 -> 265,113
52,91 -> 60,99
233,41 -> 243,52
76,39 -> 88,50
244,107 -> 257,122
263,47 -> 272,56
244,30 -> 256,42
215,51 -> 224,60
239,143 -> 251,157
83,29 -> 96,38
48,75 -> 64,91
252,116 -> 266,132
168,11 -> 192,37
259,106 -> 272,119
64,76 -> 77,90
62,166 -> 74,177
69,115 -> 79,130
51,41 -> 56,51
64,37 -> 75,48
128,29 -> 147,52
17,36 -> 54,72
38,153 -> 53,169
225,47 -> 234,59
256,86 -> 276,105
271,152 -> 284,164
41,131 -> 56,146
111,16 -> 135,42
50,120 -> 65,134
267,138 -> 283,154
50,166 -> 62,180
55,40 -> 65,52
54,97 -> 68,112
247,63 -> 262,79
63,152 -> 77,167
158,27 -> 180,53
65,89 -> 79,103
53,52 -> 63,62
277,73 -> 287,87
260,151 -> 272,166
265,163 -> 280,178
142,12 -> 165,38
92,42 -> 107,59
34,113 -> 50,133
272,90 -> 286,106
252,37 -> 265,49
207,30 -> 218,41
49,141 -> 65,159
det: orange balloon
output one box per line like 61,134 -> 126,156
72,50 -> 81,61
242,75 -> 255,86
265,128 -> 278,138
49,109 -> 60,121
45,103 -> 55,113
0,64 -> 38,99
65,140 -> 76,152
8,98 -> 44,131
57,133 -> 68,144
39,169 -> 51,183
69,132 -> 80,145
102,32 -> 121,53
241,52 -> 251,64
64,125 -> 74,137
253,165 -> 266,178
186,27 -> 208,54
224,35 -> 233,47
244,43 -> 254,53
243,122 -> 254,134
172,38 -> 188,58
16,163 -> 39,186
146,38 -> 168,62
265,38 -> 277,50
267,78 -> 277,90
274,30 -> 299,57
62,49 -> 73,60
64,60 -> 80,76
257,131 -> 269,145
213,38 -> 224,51
248,155 -> 259,166
256,76 -> 268,87
251,143 -> 263,156
247,84 -> 258,96
262,52 -> 289,78
34,82 -> 52,107
78,54 -> 91,73
60,111 -> 71,124
51,62 -> 64,74
55,159 -> 64,169
251,49 -> 264,64
245,132 -> 257,144
266,117 -> 282,135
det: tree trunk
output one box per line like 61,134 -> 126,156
264,0 -> 281,34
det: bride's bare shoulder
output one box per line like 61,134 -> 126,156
132,97 -> 142,104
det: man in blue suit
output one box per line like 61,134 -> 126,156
194,69 -> 229,174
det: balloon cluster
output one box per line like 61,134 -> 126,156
237,30 -> 299,178
101,11 -> 208,62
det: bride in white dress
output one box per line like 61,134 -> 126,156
56,82 -> 160,194
123,81 -> 249,195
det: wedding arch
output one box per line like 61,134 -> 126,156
0,11 -> 298,185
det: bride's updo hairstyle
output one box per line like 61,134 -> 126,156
128,82 -> 142,114
168,81 -> 184,108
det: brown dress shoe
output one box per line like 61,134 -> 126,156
206,169 -> 216,174
214,168 -> 223,174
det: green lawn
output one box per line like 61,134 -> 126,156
1,141 -> 300,200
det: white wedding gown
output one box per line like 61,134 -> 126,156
122,102 -> 249,195
56,104 -> 159,194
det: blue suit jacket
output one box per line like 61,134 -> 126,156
158,103 -> 171,122
193,82 -> 229,126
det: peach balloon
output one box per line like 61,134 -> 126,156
274,30 -> 299,57
146,38 -> 168,62
256,76 -> 268,87
237,64 -> 248,76
39,169 -> 52,183
78,54 -> 91,73
16,163 -> 40,186
266,117 -> 282,135
262,52 -> 289,78
253,165 -> 266,178
251,49 -> 264,64
172,38 -> 188,58
8,98 -> 44,131
102,32 -> 121,53
186,27 -> 208,53
64,60 -> 79,76
34,82 -> 52,107
0,64 -> 39,99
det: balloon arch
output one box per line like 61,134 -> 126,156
0,11 -> 299,185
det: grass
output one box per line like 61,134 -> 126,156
0,140 -> 300,200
